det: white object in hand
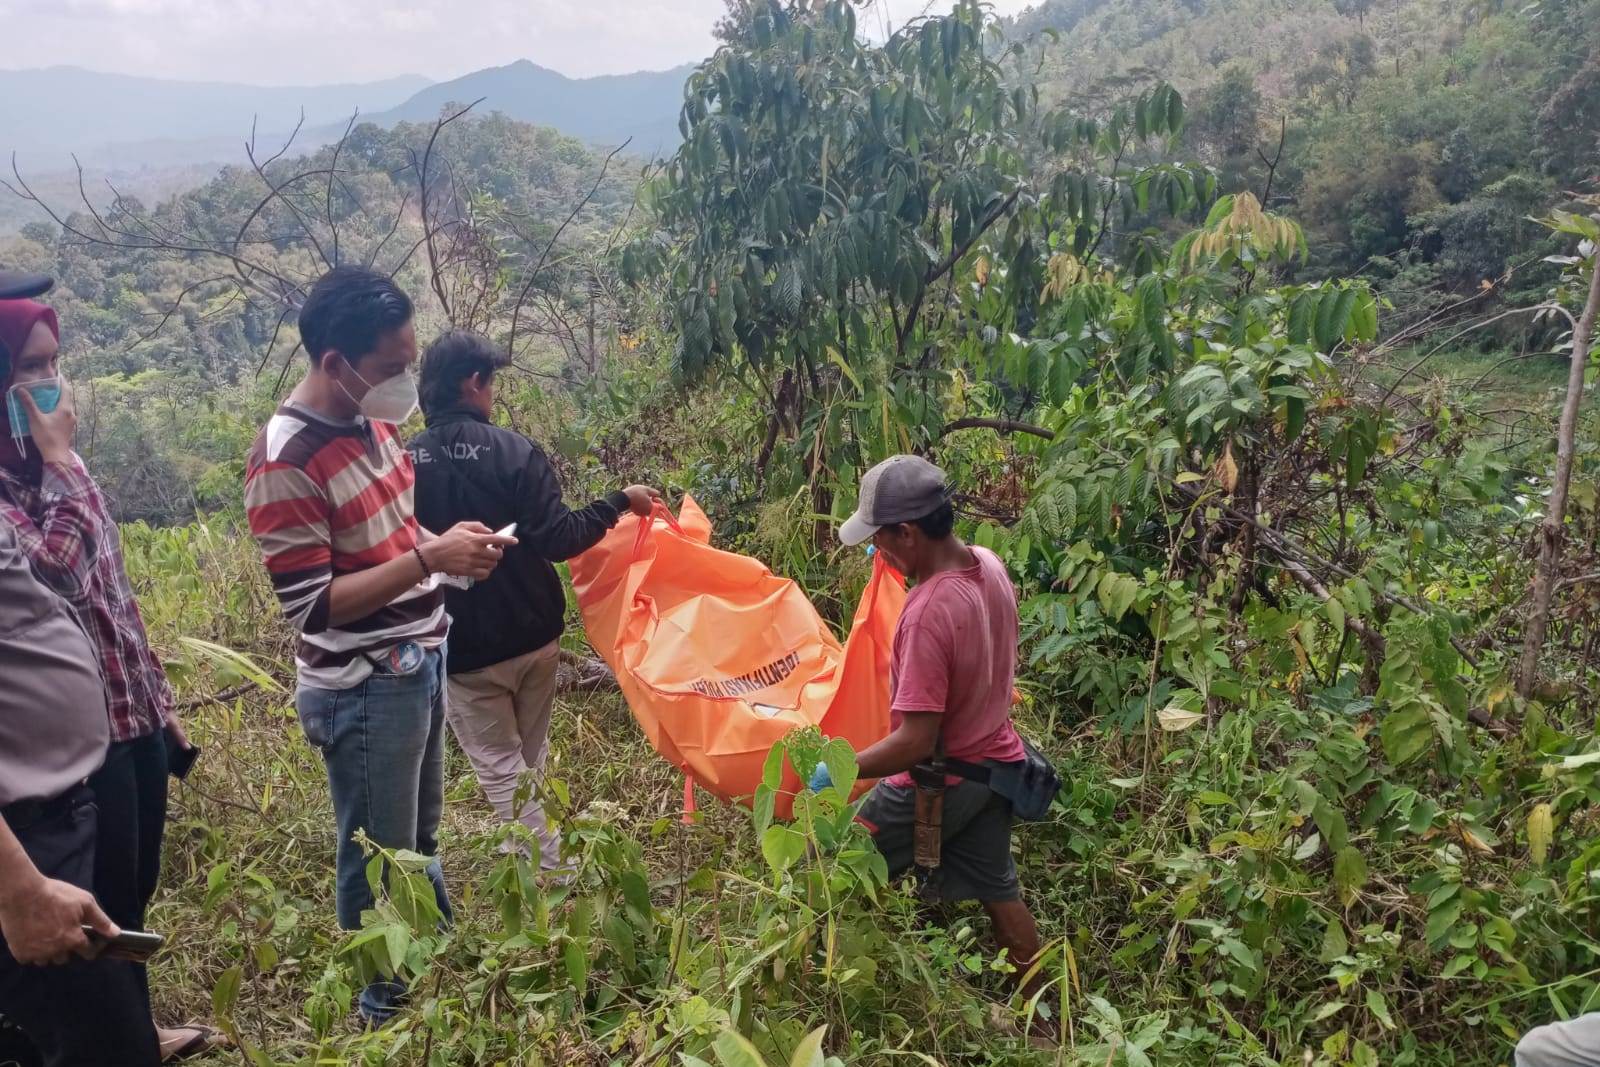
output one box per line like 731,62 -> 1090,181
439,523 -> 516,590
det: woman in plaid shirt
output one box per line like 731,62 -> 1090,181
0,298 -> 221,1062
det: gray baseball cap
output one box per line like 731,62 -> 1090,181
0,270 -> 51,300
839,454 -> 951,546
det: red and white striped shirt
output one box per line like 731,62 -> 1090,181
245,402 -> 445,689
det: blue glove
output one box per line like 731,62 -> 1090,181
808,763 -> 834,792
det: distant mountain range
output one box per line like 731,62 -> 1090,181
0,61 -> 692,172
0,66 -> 432,167
363,60 -> 694,156
0,61 -> 693,236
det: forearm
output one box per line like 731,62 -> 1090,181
855,723 -> 939,780
326,551 -> 427,627
539,494 -> 627,561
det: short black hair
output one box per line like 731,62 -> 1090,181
298,266 -> 413,368
419,330 -> 511,415
912,501 -> 956,539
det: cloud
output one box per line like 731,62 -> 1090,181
3,0 -> 1040,84
4,0 -> 726,82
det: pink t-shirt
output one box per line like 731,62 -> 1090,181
885,545 -> 1025,788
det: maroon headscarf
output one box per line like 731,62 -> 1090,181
0,299 -> 62,478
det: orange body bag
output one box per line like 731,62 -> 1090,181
569,498 -> 905,814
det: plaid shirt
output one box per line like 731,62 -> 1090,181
0,454 -> 173,742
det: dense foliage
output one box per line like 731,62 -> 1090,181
3,1 -> 1599,1065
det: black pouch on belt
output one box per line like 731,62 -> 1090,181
946,736 -> 1062,822
910,758 -> 946,871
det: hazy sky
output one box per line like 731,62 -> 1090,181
3,0 -> 1036,85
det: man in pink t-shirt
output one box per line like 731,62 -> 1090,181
814,454 -> 1043,999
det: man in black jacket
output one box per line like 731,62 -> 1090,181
409,330 -> 657,871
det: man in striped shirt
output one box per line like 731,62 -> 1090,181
244,267 -> 514,1025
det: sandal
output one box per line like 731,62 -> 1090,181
160,1023 -> 227,1063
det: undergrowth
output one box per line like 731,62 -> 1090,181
118,504 -> 1600,1067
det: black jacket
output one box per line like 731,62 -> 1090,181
408,405 -> 629,674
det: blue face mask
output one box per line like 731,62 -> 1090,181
6,377 -> 62,439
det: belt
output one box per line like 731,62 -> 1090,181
0,783 -> 91,834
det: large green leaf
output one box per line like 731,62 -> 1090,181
775,260 -> 803,320
211,964 -> 242,1021
714,1030 -> 771,1067
821,737 -> 859,797
1380,706 -> 1434,765
1333,847 -> 1367,906
789,1026 -> 829,1067
1096,571 -> 1140,622
1319,919 -> 1349,963
1312,796 -> 1351,853
563,939 -> 588,995
761,825 -> 807,873
761,743 -> 786,790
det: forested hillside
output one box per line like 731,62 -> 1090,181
5,0 -> 1595,524
1002,0 -> 1600,288
1,0 -> 1598,1063
2,113 -> 639,522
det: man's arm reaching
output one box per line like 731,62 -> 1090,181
853,711 -> 942,780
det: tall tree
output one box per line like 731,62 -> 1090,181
624,0 -> 1198,534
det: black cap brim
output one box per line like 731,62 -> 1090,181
0,271 -> 53,299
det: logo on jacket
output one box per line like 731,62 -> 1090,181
410,442 -> 490,464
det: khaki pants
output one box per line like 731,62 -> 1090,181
445,641 -> 563,870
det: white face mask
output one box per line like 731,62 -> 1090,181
340,365 -> 418,424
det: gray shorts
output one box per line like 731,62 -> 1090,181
1516,1011 -> 1600,1067
856,779 -> 1019,903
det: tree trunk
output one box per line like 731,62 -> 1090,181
1517,257 -> 1600,698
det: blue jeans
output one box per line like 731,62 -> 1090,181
295,646 -> 453,1020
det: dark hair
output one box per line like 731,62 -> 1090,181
298,266 -> 413,367
419,330 -> 511,415
912,501 -> 956,539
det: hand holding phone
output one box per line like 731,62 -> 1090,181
81,925 -> 164,963
436,522 -> 517,590
164,724 -> 200,780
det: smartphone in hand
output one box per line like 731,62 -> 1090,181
81,926 -> 164,963
164,725 -> 200,780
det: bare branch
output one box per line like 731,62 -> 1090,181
1255,115 -> 1287,206
412,99 -> 485,323
255,303 -> 300,381
6,152 -> 304,308
244,115 -> 333,272
325,111 -> 360,268
898,186 -> 1022,358
1377,303 -> 1580,411
508,138 -> 631,358
939,416 -> 1055,439
125,275 -> 231,352
366,192 -> 413,270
